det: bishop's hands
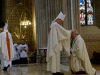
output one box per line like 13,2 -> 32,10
68,50 -> 72,60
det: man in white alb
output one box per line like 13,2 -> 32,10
0,22 -> 14,71
18,39 -> 28,64
70,30 -> 96,75
46,12 -> 71,75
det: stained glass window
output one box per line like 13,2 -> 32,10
79,0 -> 94,25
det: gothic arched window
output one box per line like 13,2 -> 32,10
79,0 -> 94,25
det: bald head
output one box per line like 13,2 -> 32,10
71,30 -> 79,39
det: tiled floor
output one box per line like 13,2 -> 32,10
0,63 -> 100,75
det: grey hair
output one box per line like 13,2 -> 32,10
71,30 -> 78,35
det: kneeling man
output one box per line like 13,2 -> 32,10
70,30 -> 96,75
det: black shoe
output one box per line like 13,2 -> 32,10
71,70 -> 86,74
78,71 -> 86,74
57,72 -> 64,75
2,65 -> 10,72
2,67 -> 7,71
52,73 -> 57,75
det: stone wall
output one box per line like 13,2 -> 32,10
81,26 -> 100,58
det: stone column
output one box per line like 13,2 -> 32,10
32,0 -> 36,50
70,0 -> 81,33
62,0 -> 72,30
62,0 -> 81,33
71,0 -> 80,32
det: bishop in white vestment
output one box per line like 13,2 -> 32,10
46,12 -> 71,75
70,30 -> 96,75
0,23 -> 14,71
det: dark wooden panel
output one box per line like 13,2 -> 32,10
0,0 -> 6,22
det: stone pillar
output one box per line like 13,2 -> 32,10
70,0 -> 81,33
32,0 -> 36,50
62,0 -> 81,33
62,0 -> 72,29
